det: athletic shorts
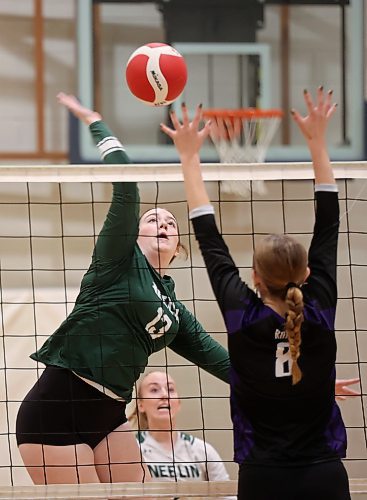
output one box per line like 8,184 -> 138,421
238,460 -> 351,500
16,365 -> 127,449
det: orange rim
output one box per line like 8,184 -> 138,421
202,108 -> 283,119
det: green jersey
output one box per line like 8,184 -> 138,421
31,121 -> 230,401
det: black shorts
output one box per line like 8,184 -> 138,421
238,460 -> 351,500
16,366 -> 127,449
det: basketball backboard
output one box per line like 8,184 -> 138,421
72,0 -> 364,163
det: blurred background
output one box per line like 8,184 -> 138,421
0,0 -> 366,490
0,0 -> 365,164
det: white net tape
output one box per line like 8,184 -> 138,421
1,162 -> 367,183
0,479 -> 366,499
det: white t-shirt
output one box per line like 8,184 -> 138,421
137,431 -> 236,499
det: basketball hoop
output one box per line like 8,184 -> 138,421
203,108 -> 283,197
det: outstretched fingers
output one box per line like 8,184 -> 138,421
161,102 -> 210,156
56,92 -> 101,124
319,88 -> 338,120
57,92 -> 80,110
159,121 -> 175,139
291,86 -> 338,142
290,108 -> 312,140
327,104 -> 337,119
316,85 -> 325,110
56,91 -> 67,103
335,377 -> 360,401
163,103 -> 203,136
323,89 -> 333,115
169,108 -> 182,131
316,86 -> 337,119
180,102 -> 190,128
326,98 -> 338,120
191,103 -> 203,131
303,89 -> 315,116
305,86 -> 330,116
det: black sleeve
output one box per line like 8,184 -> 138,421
306,190 -> 340,308
191,214 -> 256,331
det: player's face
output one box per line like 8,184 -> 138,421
138,371 -> 181,429
138,208 -> 180,260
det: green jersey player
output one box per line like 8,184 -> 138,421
15,94 -> 230,486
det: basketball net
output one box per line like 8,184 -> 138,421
203,108 -> 283,198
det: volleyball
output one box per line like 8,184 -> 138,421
125,42 -> 187,106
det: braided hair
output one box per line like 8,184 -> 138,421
253,234 -> 308,385
285,285 -> 304,384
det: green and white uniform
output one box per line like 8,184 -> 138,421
31,121 -> 230,402
137,431 -> 235,499
138,430 -> 228,481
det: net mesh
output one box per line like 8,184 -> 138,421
0,163 -> 366,497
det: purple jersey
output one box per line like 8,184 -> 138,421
191,190 -> 346,466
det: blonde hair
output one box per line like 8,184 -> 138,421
285,286 -> 304,384
253,234 -> 307,385
128,373 -> 150,431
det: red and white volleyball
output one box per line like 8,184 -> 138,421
125,43 -> 187,106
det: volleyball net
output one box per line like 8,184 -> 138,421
0,162 -> 366,498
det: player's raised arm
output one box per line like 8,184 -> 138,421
160,103 -> 211,211
291,87 -> 337,185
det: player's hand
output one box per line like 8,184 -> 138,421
335,378 -> 360,401
57,92 -> 102,125
290,86 -> 337,143
160,103 -> 211,159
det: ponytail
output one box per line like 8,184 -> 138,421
253,234 -> 308,384
285,286 -> 304,385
